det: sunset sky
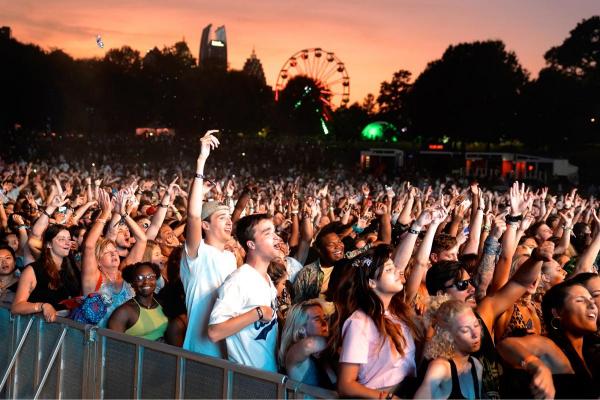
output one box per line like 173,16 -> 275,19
3,0 -> 598,102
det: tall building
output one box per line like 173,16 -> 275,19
0,26 -> 11,41
199,24 -> 227,70
242,48 -> 266,85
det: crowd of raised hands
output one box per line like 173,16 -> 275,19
0,130 -> 599,399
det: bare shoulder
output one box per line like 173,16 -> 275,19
427,358 -> 452,379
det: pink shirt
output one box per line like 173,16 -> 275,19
339,309 -> 416,389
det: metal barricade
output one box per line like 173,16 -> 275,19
0,306 -> 338,399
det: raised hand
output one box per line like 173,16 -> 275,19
50,192 -> 69,209
415,208 -> 434,227
491,211 -> 508,240
198,130 -> 220,160
374,202 -> 388,216
432,204 -> 449,225
166,177 -> 180,200
361,183 -> 370,197
519,214 -> 535,232
226,179 -> 235,197
509,181 -> 528,216
532,241 -> 555,262
98,189 -> 112,214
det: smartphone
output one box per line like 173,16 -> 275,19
58,206 -> 67,213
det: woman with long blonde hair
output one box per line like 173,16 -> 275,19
278,299 -> 333,388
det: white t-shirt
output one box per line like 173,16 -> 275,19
180,240 -> 236,358
209,264 -> 279,372
339,309 -> 416,389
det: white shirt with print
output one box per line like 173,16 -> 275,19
209,263 -> 279,372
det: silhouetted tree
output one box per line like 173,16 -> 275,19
407,40 -> 529,144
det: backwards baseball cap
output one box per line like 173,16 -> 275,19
201,201 -> 230,221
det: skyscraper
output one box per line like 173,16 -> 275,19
242,48 -> 266,85
199,24 -> 227,70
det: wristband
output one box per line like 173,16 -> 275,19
483,225 -> 491,232
408,227 -> 420,235
194,173 -> 205,179
562,225 -> 572,231
17,225 -> 30,230
506,214 -> 523,223
352,224 -> 364,234
255,306 -> 264,321
42,209 -> 52,218
159,203 -> 169,209
291,210 -> 299,215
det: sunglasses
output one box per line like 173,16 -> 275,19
134,274 -> 157,283
444,278 -> 475,291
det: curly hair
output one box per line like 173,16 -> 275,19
122,262 -> 161,285
423,298 -> 473,360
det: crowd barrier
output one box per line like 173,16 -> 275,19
0,306 -> 337,399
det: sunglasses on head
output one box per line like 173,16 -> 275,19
444,278 -> 474,291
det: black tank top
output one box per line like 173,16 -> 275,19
472,311 -> 501,399
28,258 -> 81,310
448,357 -> 479,399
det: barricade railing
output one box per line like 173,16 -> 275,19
0,306 -> 337,399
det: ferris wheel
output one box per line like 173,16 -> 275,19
275,48 -> 350,112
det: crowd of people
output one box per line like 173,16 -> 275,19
0,130 -> 599,399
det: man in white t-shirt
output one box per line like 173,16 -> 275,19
208,214 -> 280,372
181,130 -> 236,358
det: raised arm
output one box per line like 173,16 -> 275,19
31,192 -> 67,239
186,130 -> 220,258
405,206 -> 448,304
463,187 -> 484,255
478,241 -> 551,332
292,209 -> 314,266
392,208 -> 433,272
553,210 -> 573,255
374,202 -> 391,245
572,210 -> 600,275
474,215 -> 505,300
496,336 -> 558,399
489,183 -> 528,294
147,178 -> 179,240
81,190 -> 112,294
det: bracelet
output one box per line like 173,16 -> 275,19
255,306 -> 263,321
194,173 -> 205,179
483,225 -> 491,232
42,209 -> 52,218
291,210 -> 299,215
17,225 -> 30,230
352,224 -> 364,234
408,227 -> 420,235
505,214 -> 523,223
478,206 -> 485,211
507,221 -> 520,228
562,225 -> 572,231
159,203 -> 169,208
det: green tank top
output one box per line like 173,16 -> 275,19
125,299 -> 168,341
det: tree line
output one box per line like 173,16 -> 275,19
0,16 -> 599,155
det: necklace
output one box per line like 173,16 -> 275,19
134,297 -> 157,309
0,275 -> 17,292
99,267 -> 119,284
